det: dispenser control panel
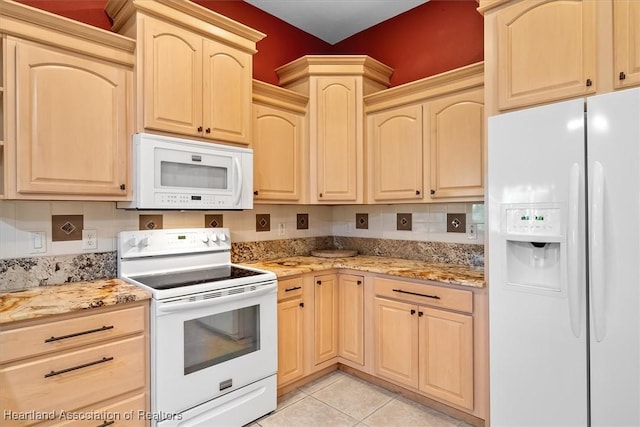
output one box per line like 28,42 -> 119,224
503,206 -> 561,236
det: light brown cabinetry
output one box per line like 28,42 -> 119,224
429,88 -> 484,199
364,63 -> 484,203
313,273 -> 339,364
106,0 -> 264,145
276,277 -> 306,387
338,274 -> 364,365
252,80 -> 308,203
0,1 -> 135,200
276,56 -> 393,204
373,278 -> 474,410
0,301 -> 149,427
614,0 -> 640,89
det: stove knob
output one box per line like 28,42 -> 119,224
139,237 -> 149,247
200,233 -> 209,244
210,233 -> 218,242
218,233 -> 227,242
128,236 -> 138,247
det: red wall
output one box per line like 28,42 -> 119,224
15,0 -> 483,87
331,0 -> 484,86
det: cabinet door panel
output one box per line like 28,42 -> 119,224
252,104 -> 303,201
373,297 -> 418,388
369,104 -> 423,201
143,17 -> 202,136
614,0 -> 640,89
277,298 -> 305,386
15,42 -> 128,196
429,89 -> 484,198
338,274 -> 364,365
314,274 -> 338,364
418,307 -> 474,409
316,77 -> 359,201
203,40 -> 251,144
497,0 -> 596,109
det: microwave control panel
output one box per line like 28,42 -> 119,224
156,193 -> 232,208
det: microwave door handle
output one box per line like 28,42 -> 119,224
233,157 -> 243,206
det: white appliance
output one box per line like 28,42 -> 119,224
117,133 -> 253,210
488,88 -> 640,426
118,228 -> 277,426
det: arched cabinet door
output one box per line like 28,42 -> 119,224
14,40 -> 130,197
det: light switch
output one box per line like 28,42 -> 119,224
29,231 -> 46,253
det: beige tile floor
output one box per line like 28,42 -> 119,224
249,371 -> 474,427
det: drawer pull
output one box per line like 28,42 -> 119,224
44,356 -> 114,378
97,422 -> 115,427
45,325 -> 114,343
392,288 -> 441,300
285,286 -> 302,292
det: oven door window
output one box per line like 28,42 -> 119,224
160,161 -> 228,190
184,305 -> 260,375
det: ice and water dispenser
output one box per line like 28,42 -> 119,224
502,204 -> 564,294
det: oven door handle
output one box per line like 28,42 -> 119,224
157,283 -> 276,313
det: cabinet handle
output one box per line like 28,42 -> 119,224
119,184 -> 126,191
197,126 -> 203,132
416,190 -> 421,196
430,189 -> 435,195
285,286 -> 301,292
97,422 -> 115,427
205,127 -> 211,134
620,71 -> 627,81
418,311 -> 424,317
316,280 -> 322,285
319,193 -> 323,198
586,79 -> 593,87
254,190 -> 259,196
45,325 -> 114,343
44,356 -> 114,378
410,309 -> 416,315
299,302 -> 304,308
392,288 -> 441,300
357,280 -> 362,285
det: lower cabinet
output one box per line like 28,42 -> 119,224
373,277 -> 474,410
276,277 -> 306,387
313,274 -> 339,365
338,274 -> 365,365
0,301 -> 149,427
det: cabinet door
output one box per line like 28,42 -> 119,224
203,39 -> 252,144
496,0 -> 596,110
315,77 -> 360,202
373,297 -> 419,389
143,17 -> 203,136
277,297 -> 305,386
429,89 -> 484,199
368,104 -> 423,202
252,104 -> 303,201
14,41 -> 129,197
314,274 -> 338,364
614,0 -> 640,89
338,274 -> 364,365
418,306 -> 474,410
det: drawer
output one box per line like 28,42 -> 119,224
51,393 -> 147,427
277,277 -> 303,301
0,335 -> 145,426
0,305 -> 145,363
374,277 -> 472,314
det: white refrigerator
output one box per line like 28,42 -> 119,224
488,88 -> 640,426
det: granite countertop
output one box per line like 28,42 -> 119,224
0,279 -> 152,325
243,255 -> 485,288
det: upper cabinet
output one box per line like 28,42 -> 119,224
252,80 -> 308,203
276,56 -> 393,204
0,0 -> 135,200
106,0 -> 265,145
613,0 -> 640,89
365,63 -> 484,203
480,0 -> 640,114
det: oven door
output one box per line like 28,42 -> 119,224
152,280 -> 277,416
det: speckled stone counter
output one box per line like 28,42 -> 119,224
0,279 -> 151,324
244,255 -> 485,288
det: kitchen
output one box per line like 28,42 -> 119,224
0,1 -> 638,426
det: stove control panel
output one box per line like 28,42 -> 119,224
118,228 -> 231,258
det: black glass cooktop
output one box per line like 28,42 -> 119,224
129,265 -> 264,290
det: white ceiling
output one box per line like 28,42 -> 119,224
243,0 -> 429,45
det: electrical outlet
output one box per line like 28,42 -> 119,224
82,229 -> 98,250
278,223 -> 285,236
29,231 -> 47,254
468,224 -> 477,240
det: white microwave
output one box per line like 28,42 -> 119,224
117,133 -> 253,210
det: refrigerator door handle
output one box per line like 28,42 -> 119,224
568,163 -> 581,337
591,161 -> 606,342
